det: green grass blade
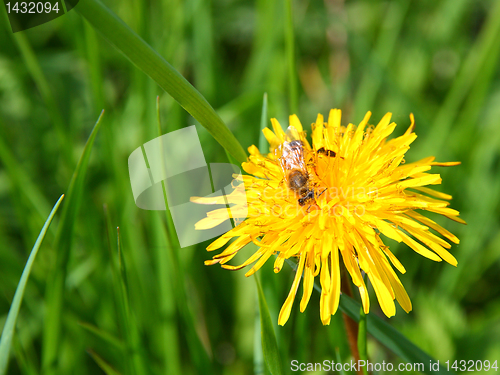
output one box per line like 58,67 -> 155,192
151,109 -> 213,374
73,0 -> 247,164
103,207 -> 134,375
284,0 -> 298,114
153,101 -> 213,374
339,294 -> 456,375
6,26 -> 71,162
0,194 -> 65,375
253,303 -> 265,375
116,228 -> 148,375
422,0 -> 500,154
83,20 -> 105,112
12,338 -> 38,375
0,133 -> 52,230
216,92 -> 262,126
149,214 -> 182,375
357,305 -> 368,375
78,322 -> 125,350
258,93 -> 269,154
154,97 -> 182,375
353,0 -> 410,120
87,350 -> 122,375
327,305 -> 350,365
255,276 -> 283,375
191,0 -> 215,101
334,348 -> 346,375
42,111 -> 105,374
241,0 -> 282,94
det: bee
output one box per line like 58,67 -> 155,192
276,127 -> 316,206
316,147 -> 337,157
276,126 -> 341,206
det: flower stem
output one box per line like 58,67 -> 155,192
341,270 -> 363,375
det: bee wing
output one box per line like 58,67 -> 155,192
285,125 -> 312,151
278,142 -> 306,181
285,126 -> 301,142
275,125 -> 308,182
273,127 -> 299,159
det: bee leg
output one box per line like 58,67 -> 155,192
316,188 -> 328,199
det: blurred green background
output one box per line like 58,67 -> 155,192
1,0 -> 500,374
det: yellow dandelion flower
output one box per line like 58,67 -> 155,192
192,110 -> 464,326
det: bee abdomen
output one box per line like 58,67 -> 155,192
288,169 -> 308,192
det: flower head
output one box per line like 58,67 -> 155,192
192,110 -> 464,325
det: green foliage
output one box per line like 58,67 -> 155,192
0,195 -> 64,375
74,0 -> 247,164
256,277 -> 283,375
42,111 -> 104,374
0,0 -> 499,374
357,303 -> 368,375
340,294 -> 454,375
